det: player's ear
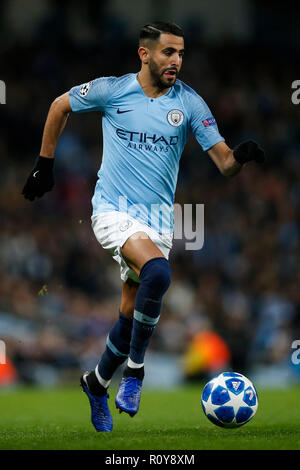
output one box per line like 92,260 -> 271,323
138,46 -> 150,65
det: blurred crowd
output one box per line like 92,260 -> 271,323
1,1 -> 300,387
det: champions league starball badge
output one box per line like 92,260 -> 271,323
80,81 -> 92,97
167,109 -> 184,127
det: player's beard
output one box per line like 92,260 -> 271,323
149,57 -> 177,90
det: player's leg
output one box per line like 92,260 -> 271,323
89,278 -> 139,390
121,231 -> 166,275
121,232 -> 171,368
81,278 -> 139,431
115,232 -> 171,416
119,278 -> 139,318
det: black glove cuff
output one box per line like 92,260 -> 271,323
36,155 -> 54,169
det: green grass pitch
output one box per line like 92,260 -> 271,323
0,384 -> 299,450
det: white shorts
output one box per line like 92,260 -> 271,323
91,211 -> 173,283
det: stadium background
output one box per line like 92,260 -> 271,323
1,0 -> 300,390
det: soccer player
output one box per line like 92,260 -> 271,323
22,22 -> 265,432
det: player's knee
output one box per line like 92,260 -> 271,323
139,257 -> 171,297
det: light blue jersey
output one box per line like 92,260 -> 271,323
69,73 -> 224,234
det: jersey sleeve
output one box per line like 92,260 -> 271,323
69,76 -> 117,113
188,90 -> 224,151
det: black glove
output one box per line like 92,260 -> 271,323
22,156 -> 54,201
233,140 -> 265,165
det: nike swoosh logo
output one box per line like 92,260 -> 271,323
33,171 -> 39,177
117,108 -> 133,114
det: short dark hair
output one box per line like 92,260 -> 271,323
139,21 -> 184,45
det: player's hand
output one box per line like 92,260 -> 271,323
22,156 -> 54,201
233,140 -> 265,165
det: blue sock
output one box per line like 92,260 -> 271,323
129,257 -> 171,366
97,311 -> 133,381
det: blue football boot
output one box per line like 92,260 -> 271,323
115,376 -> 143,417
80,372 -> 113,432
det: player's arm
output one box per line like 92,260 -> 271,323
189,91 -> 265,177
207,141 -> 241,177
40,92 -> 72,158
22,92 -> 72,201
207,140 -> 265,178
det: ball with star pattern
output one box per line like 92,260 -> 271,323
201,372 -> 258,428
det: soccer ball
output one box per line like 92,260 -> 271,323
201,371 -> 258,428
